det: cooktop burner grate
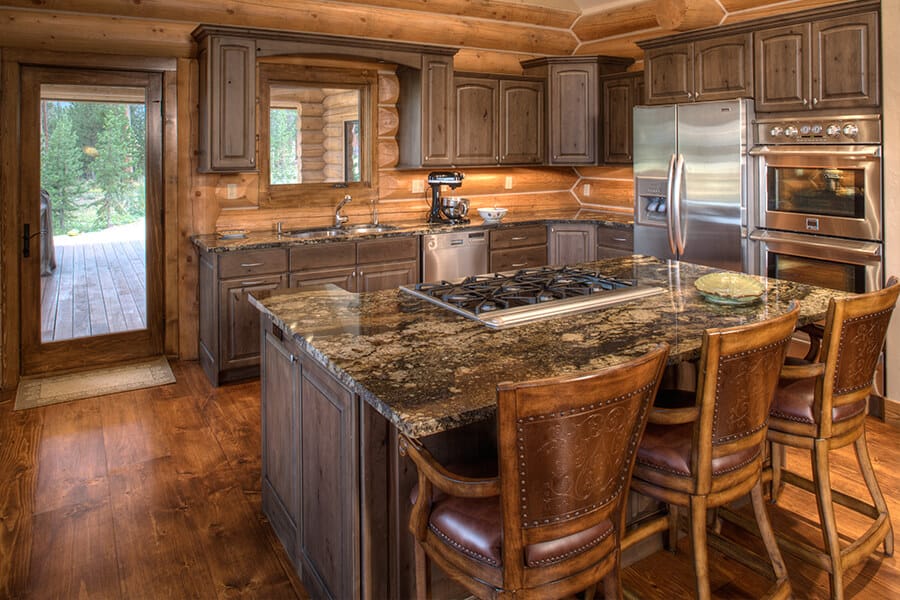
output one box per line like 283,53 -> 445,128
401,266 -> 665,329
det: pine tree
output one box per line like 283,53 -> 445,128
40,106 -> 85,230
93,106 -> 132,228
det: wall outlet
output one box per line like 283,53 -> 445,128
226,183 -> 238,199
504,175 -> 513,189
582,183 -> 591,196
412,179 -> 425,194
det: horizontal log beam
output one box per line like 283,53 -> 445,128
354,0 -> 578,29
572,1 -> 658,42
722,0 -> 849,23
655,0 -> 725,31
0,0 -> 577,56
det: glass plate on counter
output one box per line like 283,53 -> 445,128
694,272 -> 765,305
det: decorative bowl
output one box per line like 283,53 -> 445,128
477,207 -> 508,223
694,272 -> 766,305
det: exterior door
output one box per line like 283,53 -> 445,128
20,66 -> 164,374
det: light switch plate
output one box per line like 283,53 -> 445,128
226,183 -> 238,199
582,183 -> 591,196
504,176 -> 513,189
412,179 -> 425,193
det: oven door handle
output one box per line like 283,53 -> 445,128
749,145 -> 881,158
665,153 -> 678,255
750,229 -> 882,264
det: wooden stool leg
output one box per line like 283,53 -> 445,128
602,565 -> 623,600
812,440 -> 844,600
690,495 -> 711,600
750,479 -> 789,586
414,542 -> 430,600
770,441 -> 785,503
667,505 -> 680,552
854,432 -> 894,556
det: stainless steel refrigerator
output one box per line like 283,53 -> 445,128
633,99 -> 754,271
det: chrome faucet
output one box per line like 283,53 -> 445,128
334,194 -> 352,228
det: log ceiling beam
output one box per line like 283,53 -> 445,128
572,1 -> 658,43
0,0 -> 578,56
346,0 -> 579,29
654,0 -> 725,31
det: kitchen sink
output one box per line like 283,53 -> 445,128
285,228 -> 346,239
342,223 -> 398,234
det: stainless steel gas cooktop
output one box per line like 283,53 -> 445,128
400,266 -> 665,329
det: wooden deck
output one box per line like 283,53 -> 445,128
40,238 -> 146,342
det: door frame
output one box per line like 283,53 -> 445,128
17,65 -> 164,375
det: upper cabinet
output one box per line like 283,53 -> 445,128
453,75 -> 543,166
196,33 -> 257,172
600,71 -> 642,164
398,54 -> 456,168
522,56 -> 631,166
644,33 -> 752,105
754,11 -> 878,112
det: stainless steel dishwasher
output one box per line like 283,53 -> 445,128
422,230 -> 488,282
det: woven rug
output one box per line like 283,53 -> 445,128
14,356 -> 175,410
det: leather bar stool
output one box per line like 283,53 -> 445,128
764,277 -> 899,600
627,304 -> 800,600
400,344 -> 669,600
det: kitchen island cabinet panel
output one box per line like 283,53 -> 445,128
260,327 -> 301,567
299,356 -> 359,600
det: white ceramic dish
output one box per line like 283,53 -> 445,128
478,207 -> 508,222
694,272 -> 766,305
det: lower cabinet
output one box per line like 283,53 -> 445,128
261,323 -> 360,600
597,224 -> 634,259
489,224 -> 548,271
548,223 -> 597,266
199,247 -> 288,385
289,237 -> 419,293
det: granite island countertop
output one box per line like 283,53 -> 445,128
192,208 -> 632,252
249,255 -> 848,438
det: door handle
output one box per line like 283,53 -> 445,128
22,223 -> 44,258
672,153 -> 686,255
665,154 -> 677,255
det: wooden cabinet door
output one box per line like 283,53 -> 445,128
694,33 -> 753,102
548,224 -> 597,266
219,274 -> 284,371
357,260 -> 419,292
811,11 -> 879,110
199,35 -> 257,172
299,358 -> 359,600
645,43 -> 694,105
500,80 -> 543,164
597,224 -> 634,259
454,77 -> 498,165
601,73 -> 637,164
755,24 -> 811,112
421,55 -> 454,166
261,328 -> 301,565
548,62 -> 597,164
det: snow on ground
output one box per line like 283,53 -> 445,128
53,218 -> 145,246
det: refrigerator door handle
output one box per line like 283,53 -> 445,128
665,154 -> 678,255
671,153 -> 686,255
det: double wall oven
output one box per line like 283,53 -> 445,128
749,114 -> 883,294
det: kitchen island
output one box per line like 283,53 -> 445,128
248,255 -> 846,599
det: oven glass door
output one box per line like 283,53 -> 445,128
752,145 -> 881,240
751,230 -> 881,294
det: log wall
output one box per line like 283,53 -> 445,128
0,0 -> 857,376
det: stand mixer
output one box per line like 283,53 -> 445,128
426,171 -> 468,224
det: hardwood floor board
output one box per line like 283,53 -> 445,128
27,498 -> 121,599
108,458 -> 220,600
33,398 -> 111,515
100,389 -> 173,472
0,402 -> 43,599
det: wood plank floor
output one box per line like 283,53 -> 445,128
41,239 -> 147,343
0,360 -> 897,598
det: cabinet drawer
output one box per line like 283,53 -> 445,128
490,245 -> 548,272
597,225 -> 633,251
219,248 -> 287,278
290,242 -> 356,271
357,236 -> 418,264
490,225 -> 548,250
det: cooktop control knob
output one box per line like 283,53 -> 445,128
842,123 -> 859,137
826,124 -> 841,137
800,124 -> 811,136
811,124 -> 823,135
784,126 -> 799,138
769,126 -> 783,137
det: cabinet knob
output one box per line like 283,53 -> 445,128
687,91 -> 693,99
289,354 -> 297,364
802,98 -> 808,106
812,97 -> 819,105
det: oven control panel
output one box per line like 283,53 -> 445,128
755,114 -> 881,145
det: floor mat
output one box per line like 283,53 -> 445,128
14,356 -> 175,410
